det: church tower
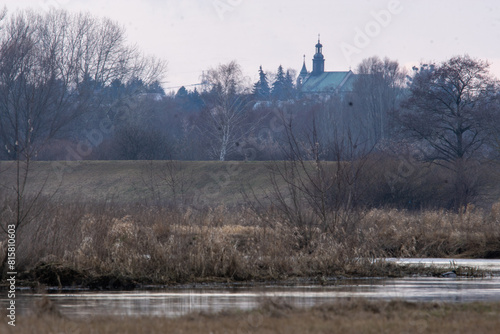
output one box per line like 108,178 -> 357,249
312,36 -> 325,75
296,55 -> 308,87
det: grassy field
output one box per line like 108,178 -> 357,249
2,298 -> 500,333
0,160 -> 276,206
1,159 -> 499,209
1,159 -> 499,208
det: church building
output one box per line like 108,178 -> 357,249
297,37 -> 356,96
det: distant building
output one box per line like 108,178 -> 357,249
297,37 -> 356,97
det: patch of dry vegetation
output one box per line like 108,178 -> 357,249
363,204 -> 500,258
2,298 -> 500,334
0,198 -> 499,286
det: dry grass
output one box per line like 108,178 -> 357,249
0,198 -> 498,286
361,205 -> 500,258
1,299 -> 500,333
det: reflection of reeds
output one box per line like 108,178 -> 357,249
1,199 -> 500,284
33,296 -> 62,318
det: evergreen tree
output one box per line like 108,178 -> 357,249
188,88 -> 204,110
126,77 -> 146,94
147,80 -> 166,95
284,70 -> 295,100
174,86 -> 190,110
106,79 -> 125,100
175,86 -> 189,99
252,66 -> 270,100
271,65 -> 286,100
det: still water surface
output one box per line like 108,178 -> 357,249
6,258 -> 500,318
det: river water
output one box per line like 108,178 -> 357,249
4,258 -> 500,318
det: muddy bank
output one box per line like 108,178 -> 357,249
10,262 -> 138,290
1,259 -> 490,291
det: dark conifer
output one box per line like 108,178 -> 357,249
271,65 -> 286,100
252,66 -> 270,100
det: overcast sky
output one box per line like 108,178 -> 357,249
9,0 -> 500,93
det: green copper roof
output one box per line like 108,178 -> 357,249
301,71 -> 355,93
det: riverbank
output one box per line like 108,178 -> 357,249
5,262 -> 487,291
2,298 -> 500,333
1,200 -> 499,288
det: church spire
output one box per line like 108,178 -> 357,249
300,54 -> 307,75
297,54 -> 308,88
312,35 -> 325,75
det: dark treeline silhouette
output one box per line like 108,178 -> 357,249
0,8 -> 165,162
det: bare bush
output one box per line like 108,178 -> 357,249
256,108 -> 375,250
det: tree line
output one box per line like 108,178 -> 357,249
253,65 -> 296,101
0,8 -> 165,162
0,8 -> 499,211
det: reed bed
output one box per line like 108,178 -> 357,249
1,199 -> 499,286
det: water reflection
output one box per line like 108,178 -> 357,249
6,276 -> 500,318
4,258 -> 500,318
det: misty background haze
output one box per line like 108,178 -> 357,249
10,0 -> 500,91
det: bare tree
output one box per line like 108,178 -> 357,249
352,56 -> 406,146
395,55 -> 500,208
0,9 -> 166,275
0,9 -> 165,160
199,61 -> 253,161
